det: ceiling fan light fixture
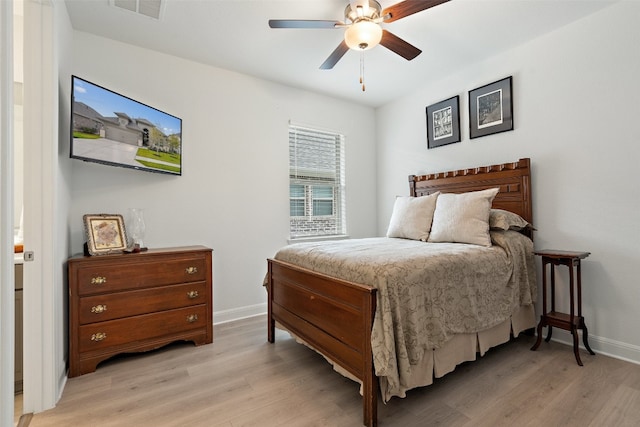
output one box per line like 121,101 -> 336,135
344,20 -> 382,51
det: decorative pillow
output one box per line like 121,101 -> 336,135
489,209 -> 531,231
386,192 -> 440,241
428,188 -> 500,247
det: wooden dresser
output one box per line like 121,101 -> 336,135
68,246 -> 213,377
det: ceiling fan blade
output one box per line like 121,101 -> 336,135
380,30 -> 421,61
382,0 -> 450,23
269,19 -> 342,29
320,41 -> 350,70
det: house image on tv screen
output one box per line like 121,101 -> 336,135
73,101 -> 180,153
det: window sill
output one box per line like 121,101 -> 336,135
287,235 -> 349,245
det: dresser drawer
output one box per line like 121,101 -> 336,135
78,281 -> 208,325
75,256 -> 207,296
78,305 -> 208,353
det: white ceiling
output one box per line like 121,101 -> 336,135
63,0 -> 617,108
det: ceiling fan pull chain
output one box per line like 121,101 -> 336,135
360,51 -> 366,91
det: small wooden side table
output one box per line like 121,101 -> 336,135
530,249 -> 595,365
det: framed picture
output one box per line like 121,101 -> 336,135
83,214 -> 128,255
469,76 -> 513,139
426,95 -> 460,149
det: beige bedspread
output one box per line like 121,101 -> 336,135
272,231 -> 537,401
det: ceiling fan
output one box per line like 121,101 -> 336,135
268,0 -> 450,70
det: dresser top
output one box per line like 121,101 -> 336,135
69,245 -> 212,262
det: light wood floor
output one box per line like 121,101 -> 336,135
25,315 -> 640,427
15,392 -> 23,426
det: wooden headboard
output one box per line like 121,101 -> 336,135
409,157 -> 533,226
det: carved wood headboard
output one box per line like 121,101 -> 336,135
408,158 -> 533,230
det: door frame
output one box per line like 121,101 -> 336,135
0,0 -> 16,424
22,0 -> 60,415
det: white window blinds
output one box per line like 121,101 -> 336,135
289,124 -> 346,239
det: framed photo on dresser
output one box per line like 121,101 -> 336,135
83,213 -> 128,255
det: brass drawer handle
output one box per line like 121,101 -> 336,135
91,332 -> 107,342
91,304 -> 107,314
187,290 -> 199,299
185,266 -> 198,275
91,276 -> 107,285
186,314 -> 198,323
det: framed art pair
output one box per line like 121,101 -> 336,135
426,76 -> 513,149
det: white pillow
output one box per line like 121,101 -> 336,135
386,192 -> 440,241
428,188 -> 500,246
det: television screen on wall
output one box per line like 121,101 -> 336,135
70,75 -> 182,176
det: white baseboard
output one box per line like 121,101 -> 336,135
544,327 -> 640,365
211,309 -> 640,366
213,303 -> 267,325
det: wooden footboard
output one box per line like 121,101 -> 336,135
267,258 -> 378,427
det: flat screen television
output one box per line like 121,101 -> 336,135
70,75 -> 182,176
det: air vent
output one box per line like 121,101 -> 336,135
110,0 -> 164,20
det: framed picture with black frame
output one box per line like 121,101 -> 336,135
426,95 -> 460,149
469,76 -> 513,139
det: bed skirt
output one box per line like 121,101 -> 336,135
279,303 -> 536,400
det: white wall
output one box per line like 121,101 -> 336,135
68,32 -> 378,321
376,1 -> 640,362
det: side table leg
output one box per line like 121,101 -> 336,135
531,320 -> 544,351
572,328 -> 583,366
544,325 -> 553,342
582,323 -> 596,356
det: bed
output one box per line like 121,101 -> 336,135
266,158 -> 535,427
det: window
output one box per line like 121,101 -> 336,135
312,185 -> 333,216
289,124 -> 346,239
289,184 -> 305,217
